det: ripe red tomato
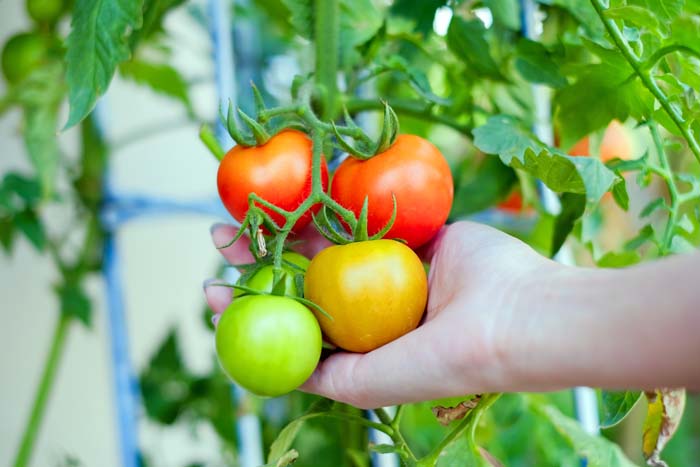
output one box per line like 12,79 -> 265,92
217,130 -> 329,232
330,135 -> 453,249
497,190 -> 526,214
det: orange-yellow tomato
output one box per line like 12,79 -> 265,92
304,240 -> 428,353
568,120 -> 633,162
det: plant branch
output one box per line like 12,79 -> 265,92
13,314 -> 71,467
590,0 -> 700,165
345,98 -> 472,135
373,408 -> 418,466
649,122 -> 680,255
314,0 -> 339,120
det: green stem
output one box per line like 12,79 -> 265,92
649,122 -> 680,255
419,393 -> 502,467
13,314 -> 71,467
314,0 -> 340,120
345,98 -> 473,136
373,408 -> 418,466
644,44 -> 700,70
590,0 -> 700,165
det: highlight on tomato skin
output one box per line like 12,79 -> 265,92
330,134 -> 454,249
216,130 -> 329,233
304,239 -> 428,353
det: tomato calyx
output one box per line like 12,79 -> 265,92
332,101 -> 399,159
313,194 -> 398,244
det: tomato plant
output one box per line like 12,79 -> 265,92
331,135 -> 454,249
217,130 -> 329,233
304,239 -> 427,353
215,295 -> 322,397
4,0 -> 700,466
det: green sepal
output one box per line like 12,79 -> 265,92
369,194 -> 397,240
213,217 -> 248,250
220,100 -> 255,147
292,296 -> 333,321
250,81 -> 266,119
331,121 -> 374,159
237,108 -> 271,146
374,101 -> 399,154
312,206 -> 352,245
352,197 -> 370,242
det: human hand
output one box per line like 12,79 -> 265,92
204,221 -> 555,408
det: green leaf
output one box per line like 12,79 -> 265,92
0,216 -> 15,253
391,0 -> 446,35
605,6 -> 662,34
119,60 -> 193,115
515,39 -> 567,88
600,390 -> 642,428
643,389 -> 686,467
130,0 -> 186,46
438,436 -> 496,467
378,56 -> 450,105
2,173 -> 41,207
450,157 -> 518,219
611,176 -> 630,211
625,224 -> 657,251
484,0 -> 521,30
473,116 -> 617,202
634,0 -> 683,23
24,105 -> 60,200
57,282 -> 92,327
596,251 -> 642,268
14,209 -> 46,251
64,0 -> 144,128
640,198 -> 668,218
530,399 -> 639,467
262,449 -> 299,467
447,17 -> 503,80
551,193 -> 586,257
267,398 -> 335,463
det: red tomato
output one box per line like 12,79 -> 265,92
330,134 -> 453,249
497,191 -> 525,213
217,130 -> 329,232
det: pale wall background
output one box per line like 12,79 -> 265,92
0,2 -> 235,465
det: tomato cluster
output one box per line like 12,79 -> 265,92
214,129 -> 453,396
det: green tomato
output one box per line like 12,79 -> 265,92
1,33 -> 48,84
236,251 -> 310,297
26,0 -> 64,23
215,295 -> 321,397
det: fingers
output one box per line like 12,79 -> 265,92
415,226 -> 447,264
211,223 -> 255,265
289,222 -> 333,259
299,314 -> 483,409
203,278 -> 233,315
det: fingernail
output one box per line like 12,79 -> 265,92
202,278 -> 217,291
211,313 -> 221,327
210,222 -> 228,235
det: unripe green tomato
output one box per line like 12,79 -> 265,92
215,295 -> 322,397
1,32 -> 48,84
235,252 -> 310,297
26,0 -> 64,23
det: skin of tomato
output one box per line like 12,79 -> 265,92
330,134 -> 453,249
1,33 -> 48,84
217,130 -> 328,233
304,239 -> 428,353
215,295 -> 322,397
235,252 -> 310,298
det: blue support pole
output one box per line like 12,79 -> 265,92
98,99 -> 142,467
